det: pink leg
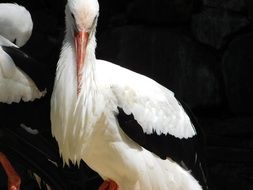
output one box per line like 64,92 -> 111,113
0,152 -> 21,190
99,180 -> 118,190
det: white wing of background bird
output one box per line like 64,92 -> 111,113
0,43 -> 45,103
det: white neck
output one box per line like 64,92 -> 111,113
51,14 -> 100,164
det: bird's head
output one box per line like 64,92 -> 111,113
66,0 -> 99,94
0,3 -> 33,47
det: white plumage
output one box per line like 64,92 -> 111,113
0,3 -> 33,47
51,0 -> 202,189
0,3 -> 45,104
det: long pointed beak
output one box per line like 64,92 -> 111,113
74,31 -> 89,95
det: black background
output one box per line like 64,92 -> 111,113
0,0 -> 253,189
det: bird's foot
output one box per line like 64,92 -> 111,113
99,180 -> 118,190
0,152 -> 21,190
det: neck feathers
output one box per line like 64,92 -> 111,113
51,21 -> 99,165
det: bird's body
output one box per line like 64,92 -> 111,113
52,59 -> 201,190
0,42 -> 45,103
51,0 -> 203,189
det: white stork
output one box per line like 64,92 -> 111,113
0,3 -> 46,190
51,0 -> 203,189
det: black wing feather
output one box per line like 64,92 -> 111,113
116,100 -> 209,189
2,46 -> 47,91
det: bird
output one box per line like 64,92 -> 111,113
0,3 -> 46,190
51,0 -> 205,189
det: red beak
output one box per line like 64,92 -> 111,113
74,31 -> 89,95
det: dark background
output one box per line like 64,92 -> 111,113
1,0 -> 253,189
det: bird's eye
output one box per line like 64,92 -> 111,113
71,13 -> 75,20
93,15 -> 98,24
89,15 -> 98,31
